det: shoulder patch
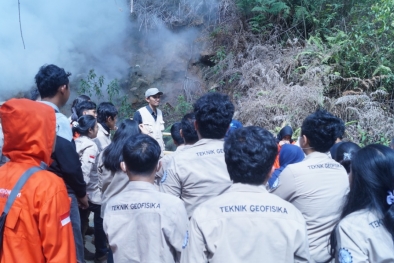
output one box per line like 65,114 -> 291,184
161,170 -> 168,183
338,248 -> 353,263
182,230 -> 189,249
271,178 -> 279,190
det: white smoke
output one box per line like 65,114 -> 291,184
0,0 -> 130,100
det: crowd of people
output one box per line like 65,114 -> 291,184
0,63 -> 393,263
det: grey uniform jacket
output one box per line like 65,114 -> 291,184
103,181 -> 189,263
160,138 -> 232,218
75,136 -> 100,204
183,183 -> 311,263
335,209 -> 394,263
97,152 -> 129,218
271,151 -> 349,262
155,145 -> 186,187
93,123 -> 111,152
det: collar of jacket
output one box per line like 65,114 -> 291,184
226,183 -> 268,194
126,181 -> 156,191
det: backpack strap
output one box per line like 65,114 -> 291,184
2,162 -> 47,215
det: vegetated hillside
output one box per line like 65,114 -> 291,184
202,0 -> 394,145
76,0 -> 394,145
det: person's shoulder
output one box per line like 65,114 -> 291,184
31,169 -> 67,193
339,209 -> 375,229
266,192 -> 305,218
157,190 -> 185,206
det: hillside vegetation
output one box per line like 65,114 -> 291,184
203,0 -> 394,145
78,0 -> 394,145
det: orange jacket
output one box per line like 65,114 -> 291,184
0,99 -> 76,263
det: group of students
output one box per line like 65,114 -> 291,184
0,63 -> 394,263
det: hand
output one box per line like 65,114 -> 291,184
139,124 -> 149,134
77,195 -> 89,210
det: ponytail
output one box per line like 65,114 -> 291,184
72,115 -> 96,137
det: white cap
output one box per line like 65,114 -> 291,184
145,88 -> 163,98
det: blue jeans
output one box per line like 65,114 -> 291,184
89,202 -> 108,258
69,194 -> 85,263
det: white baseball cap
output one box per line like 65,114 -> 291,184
145,88 -> 163,98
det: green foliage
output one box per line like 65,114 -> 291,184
235,0 -> 394,91
162,95 -> 193,128
79,69 -> 104,99
355,126 -> 390,147
78,69 -> 134,120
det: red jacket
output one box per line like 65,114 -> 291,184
0,99 -> 76,263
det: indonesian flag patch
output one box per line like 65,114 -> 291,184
89,155 -> 95,162
60,211 -> 71,226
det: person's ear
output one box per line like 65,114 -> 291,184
58,84 -> 67,94
180,129 -> 184,138
302,135 -> 309,147
83,111 -> 87,116
145,97 -> 150,103
106,116 -> 112,123
120,162 -> 127,172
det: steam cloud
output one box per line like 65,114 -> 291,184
0,0 -> 130,100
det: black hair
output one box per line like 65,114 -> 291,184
35,64 -> 71,98
122,134 -> 161,176
170,122 -> 183,145
75,101 -> 97,118
336,120 -> 345,140
71,95 -> 90,113
301,109 -> 344,153
277,125 -> 294,143
193,92 -> 234,139
72,115 -> 97,137
181,112 -> 199,144
97,102 -> 118,125
328,144 -> 394,261
224,126 -> 278,185
30,89 -> 41,101
334,142 -> 361,173
103,120 -> 140,172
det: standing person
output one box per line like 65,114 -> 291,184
273,125 -> 296,169
35,64 -> 88,263
133,88 -> 165,152
74,100 -> 97,120
103,134 -> 189,263
98,120 -> 144,218
71,100 -> 97,140
271,109 -> 349,262
333,142 -> 361,175
70,95 -> 91,121
267,144 -> 304,191
73,115 -> 108,263
183,126 -> 310,263
328,144 -> 394,262
155,122 -> 183,187
95,102 -> 118,152
160,92 -> 234,218
156,113 -> 199,186
0,99 -> 76,262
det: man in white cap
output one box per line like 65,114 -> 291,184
133,88 -> 165,152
